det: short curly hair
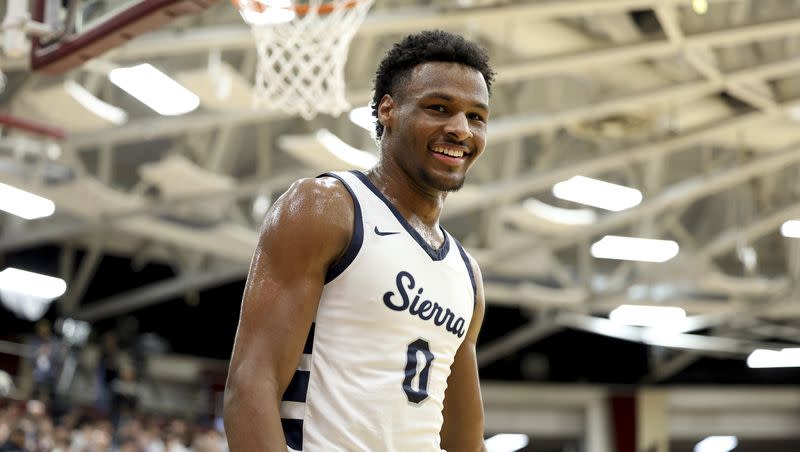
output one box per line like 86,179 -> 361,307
371,30 -> 495,139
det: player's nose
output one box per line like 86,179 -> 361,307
443,112 -> 473,142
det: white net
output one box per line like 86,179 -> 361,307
238,0 -> 375,120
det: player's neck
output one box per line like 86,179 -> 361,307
366,162 -> 446,230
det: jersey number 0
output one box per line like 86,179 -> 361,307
403,339 -> 434,404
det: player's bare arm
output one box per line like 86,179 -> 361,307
223,177 -> 354,451
440,255 -> 487,452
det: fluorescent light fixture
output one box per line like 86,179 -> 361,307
238,0 -> 295,25
257,0 -> 292,5
553,176 -> 642,211
59,318 -> 91,345
0,290 -> 53,321
783,347 -> 800,358
694,435 -> 737,452
747,349 -> 800,368
252,194 -> 271,220
0,183 -> 55,219
349,106 -> 376,133
279,129 -> 378,170
610,305 -> 686,328
0,268 -> 66,299
109,64 -> 200,116
522,198 -> 597,225
591,235 -> 679,262
691,0 -> 709,15
316,129 -> 378,169
485,433 -> 529,452
63,80 -> 127,125
780,219 -> 800,237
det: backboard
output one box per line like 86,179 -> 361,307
30,0 -> 222,74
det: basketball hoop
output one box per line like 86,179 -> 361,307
231,0 -> 374,119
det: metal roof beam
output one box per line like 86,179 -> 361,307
74,263 -> 249,322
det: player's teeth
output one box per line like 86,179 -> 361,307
432,147 -> 464,157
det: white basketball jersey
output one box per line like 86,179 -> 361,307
279,170 -> 476,452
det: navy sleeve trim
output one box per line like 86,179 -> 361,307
302,322 -> 315,354
281,419 -> 303,450
318,172 -> 364,284
282,370 -> 311,402
454,238 -> 477,306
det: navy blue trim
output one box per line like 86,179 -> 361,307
349,170 -> 450,261
281,419 -> 303,450
302,322 -> 315,354
318,172 -> 364,284
454,238 -> 477,306
282,371 -> 310,402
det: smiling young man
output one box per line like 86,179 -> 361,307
223,30 -> 494,451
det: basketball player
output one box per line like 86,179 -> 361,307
224,30 -> 494,451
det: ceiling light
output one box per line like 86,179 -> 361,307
317,130 -> 378,169
691,0 -> 709,15
782,348 -> 800,357
609,305 -> 686,328
522,198 -> 597,225
58,318 -> 91,345
175,59 -> 255,111
0,268 -> 66,299
591,235 -> 679,262
747,349 -> 800,368
279,129 -> 378,170
349,106 -> 376,133
485,433 -> 529,452
694,436 -> 737,452
0,182 -> 55,219
552,176 -> 642,211
256,0 -> 293,5
252,194 -> 271,221
63,80 -> 127,125
240,7 -> 296,25
109,64 -> 200,116
238,0 -> 296,25
780,219 -> 800,237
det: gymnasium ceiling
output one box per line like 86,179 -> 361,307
3,0 -> 800,383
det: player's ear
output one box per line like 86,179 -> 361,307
377,94 -> 395,131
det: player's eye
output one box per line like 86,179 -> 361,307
427,104 -> 447,113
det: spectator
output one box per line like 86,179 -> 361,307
0,397 -> 229,452
29,320 -> 60,405
97,332 -> 121,413
0,425 -> 26,452
50,425 -> 70,452
110,363 -> 140,431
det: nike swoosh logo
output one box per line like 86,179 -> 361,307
374,226 -> 400,236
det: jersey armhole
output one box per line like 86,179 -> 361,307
319,172 -> 364,284
454,239 -> 477,306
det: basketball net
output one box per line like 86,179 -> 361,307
233,0 -> 374,119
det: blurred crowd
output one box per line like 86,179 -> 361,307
0,319 -> 227,451
0,399 -> 228,452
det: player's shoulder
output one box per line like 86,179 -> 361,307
286,175 -> 350,200
279,175 -> 353,214
258,176 -> 355,256
270,176 -> 355,233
